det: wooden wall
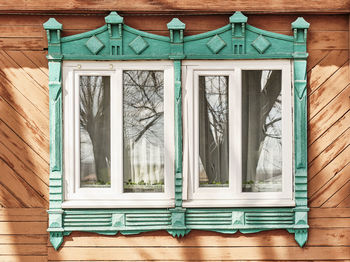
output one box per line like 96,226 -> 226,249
0,11 -> 349,261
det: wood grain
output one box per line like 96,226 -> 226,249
47,246 -> 350,260
0,0 -> 349,13
0,11 -> 348,262
308,111 -> 350,163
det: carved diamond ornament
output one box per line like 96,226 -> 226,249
129,36 -> 149,55
207,35 -> 226,54
251,35 -> 271,54
85,35 -> 105,55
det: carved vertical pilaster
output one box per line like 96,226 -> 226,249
44,18 -> 64,250
292,17 -> 309,208
167,20 -> 185,208
173,60 -> 183,208
230,11 -> 247,55
292,17 -> 310,247
105,12 -> 124,55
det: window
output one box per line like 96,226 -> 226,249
183,60 -> 293,206
44,11 -> 310,250
63,61 -> 175,207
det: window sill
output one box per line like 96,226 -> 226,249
61,200 -> 175,209
182,199 -> 295,207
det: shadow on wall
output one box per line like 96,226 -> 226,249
0,49 -> 49,259
0,12 -> 349,261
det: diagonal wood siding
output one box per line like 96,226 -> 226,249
0,13 -> 349,261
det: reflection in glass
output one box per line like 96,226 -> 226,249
123,71 -> 164,193
79,76 -> 110,187
199,76 -> 229,187
242,70 -> 282,192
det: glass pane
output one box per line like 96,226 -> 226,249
79,76 -> 111,187
199,76 -> 229,187
242,70 -> 282,192
123,70 -> 164,193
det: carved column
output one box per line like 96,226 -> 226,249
44,18 -> 64,250
167,19 -> 189,237
105,11 -> 124,55
291,17 -> 310,247
230,11 -> 247,55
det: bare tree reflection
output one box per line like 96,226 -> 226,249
199,76 -> 229,186
80,76 -> 110,186
242,70 -> 282,192
123,71 -> 164,192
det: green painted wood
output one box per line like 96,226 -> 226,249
174,60 -> 182,207
45,18 -> 64,250
44,11 -> 309,250
292,18 -> 309,211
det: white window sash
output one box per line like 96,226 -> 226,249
182,60 -> 294,207
62,61 -> 175,208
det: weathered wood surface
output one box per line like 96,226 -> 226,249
0,0 -> 349,13
0,209 -> 47,262
0,12 -> 349,261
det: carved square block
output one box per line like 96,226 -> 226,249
112,213 -> 125,227
129,36 -> 149,55
207,35 -> 226,54
85,36 -> 105,55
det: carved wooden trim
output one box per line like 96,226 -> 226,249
44,11 -> 310,250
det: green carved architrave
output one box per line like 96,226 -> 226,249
44,11 -> 309,250
44,18 -> 64,249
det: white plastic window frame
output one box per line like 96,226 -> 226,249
182,60 -> 294,207
62,60 -> 175,208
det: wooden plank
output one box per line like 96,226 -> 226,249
309,146 -> 350,198
0,0 -> 350,13
48,246 -> 350,260
0,208 -> 46,218
6,51 -> 48,92
0,50 -> 49,112
0,25 -> 42,38
0,235 -> 47,245
0,184 -> 23,208
0,120 -> 49,182
309,62 -> 349,120
308,128 -> 350,180
0,38 -> 43,50
0,256 -> 47,262
0,158 -> 48,208
308,86 -> 350,144
0,71 -> 49,138
0,245 -> 47,256
0,14 -> 347,31
309,218 -> 350,228
308,50 -> 348,95
22,51 -> 48,74
58,227 -> 350,247
0,96 -> 49,163
310,160 -> 350,207
61,230 -> 298,248
323,180 -> 350,207
0,51 -> 48,103
338,194 -> 350,207
308,31 -> 348,50
0,221 -> 47,234
307,50 -> 330,72
308,111 -> 350,163
0,140 -> 49,196
309,208 -> 350,217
